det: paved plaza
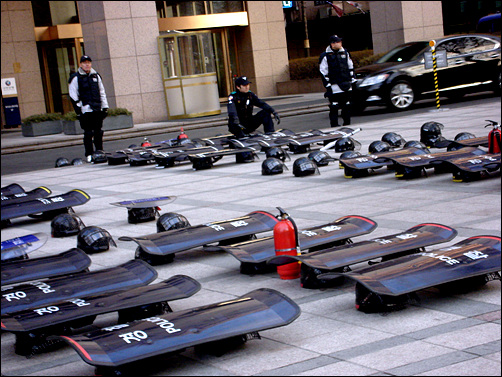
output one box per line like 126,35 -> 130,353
1,95 -> 500,376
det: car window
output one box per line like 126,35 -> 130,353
376,42 -> 429,63
437,36 -> 499,57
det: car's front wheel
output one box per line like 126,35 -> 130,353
387,80 -> 414,110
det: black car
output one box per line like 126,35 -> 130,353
353,34 -> 501,111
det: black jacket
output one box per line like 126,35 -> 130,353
227,90 -> 274,127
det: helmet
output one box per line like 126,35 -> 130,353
156,212 -> 191,232
381,132 -> 406,148
308,151 -> 335,166
55,157 -> 70,168
292,157 -> 320,177
128,144 -> 138,149
420,121 -> 445,147
235,151 -> 255,163
403,140 -> 428,150
454,132 -> 476,141
262,157 -> 286,175
334,137 -> 359,153
77,226 -> 116,254
91,150 -> 107,164
339,151 -> 363,159
265,147 -> 289,161
128,207 -> 159,224
71,158 -> 84,165
51,213 -> 85,237
368,141 -> 391,154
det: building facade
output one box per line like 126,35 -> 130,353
4,1 -> 481,127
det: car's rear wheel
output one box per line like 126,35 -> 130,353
387,80 -> 414,110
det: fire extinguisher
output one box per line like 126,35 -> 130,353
177,127 -> 188,142
274,207 -> 300,280
485,120 -> 501,154
141,137 -> 152,147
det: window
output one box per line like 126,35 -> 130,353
156,1 -> 244,18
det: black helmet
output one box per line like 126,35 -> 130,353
403,140 -> 428,150
339,151 -> 363,159
262,157 -> 286,175
334,137 -> 359,153
77,226 -> 116,254
55,157 -> 70,168
128,207 -> 159,224
91,150 -> 107,164
381,132 -> 406,148
420,121 -> 445,147
157,212 -> 191,232
265,147 -> 289,161
308,151 -> 335,166
454,132 -> 476,141
368,140 -> 391,154
235,151 -> 255,163
71,158 -> 84,165
293,157 -> 320,177
51,213 -> 85,237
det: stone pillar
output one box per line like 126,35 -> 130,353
77,1 -> 166,123
240,1 -> 289,97
1,1 -> 46,120
369,1 -> 444,54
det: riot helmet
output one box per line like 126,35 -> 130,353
368,141 -> 391,154
403,140 -> 428,150
454,132 -> 476,141
77,226 -> 116,254
308,151 -> 335,166
235,151 -> 255,163
71,158 -> 84,165
339,151 -> 363,159
381,132 -> 406,148
55,157 -> 70,168
128,207 -> 159,224
292,157 -> 320,177
265,147 -> 289,161
51,213 -> 85,237
156,212 -> 191,233
334,137 -> 360,153
91,150 -> 107,164
128,144 -> 138,149
262,157 -> 286,175
420,121 -> 445,147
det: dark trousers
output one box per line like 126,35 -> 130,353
327,91 -> 351,127
229,110 -> 274,138
79,111 -> 104,156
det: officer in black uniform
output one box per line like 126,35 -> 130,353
319,35 -> 355,127
69,55 -> 109,162
227,76 -> 280,139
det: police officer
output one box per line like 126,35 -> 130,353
227,76 -> 280,139
69,55 -> 109,162
319,35 -> 355,127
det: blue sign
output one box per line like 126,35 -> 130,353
282,1 -> 294,9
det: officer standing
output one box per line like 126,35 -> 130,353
319,35 -> 355,127
69,55 -> 109,162
227,76 -> 280,139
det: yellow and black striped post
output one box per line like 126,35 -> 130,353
430,40 -> 441,110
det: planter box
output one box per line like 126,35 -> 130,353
22,120 -> 63,137
63,114 -> 134,135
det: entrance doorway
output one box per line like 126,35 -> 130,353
37,39 -> 84,114
210,28 -> 240,99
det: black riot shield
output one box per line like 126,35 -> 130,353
1,260 -> 157,315
1,186 -> 52,207
1,248 -> 91,286
55,288 -> 300,371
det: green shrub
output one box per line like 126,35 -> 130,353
22,112 -> 62,125
288,49 -> 382,80
62,108 -> 132,121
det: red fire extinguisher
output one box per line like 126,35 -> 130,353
274,207 -> 300,280
178,127 -> 188,142
141,137 -> 152,147
485,120 -> 501,154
